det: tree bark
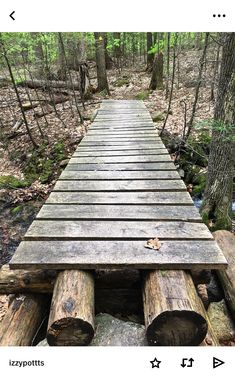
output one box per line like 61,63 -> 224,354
47,270 -> 95,346
185,32 -> 209,139
0,265 -> 57,294
149,51 -> 163,90
213,230 -> 235,320
104,33 -> 113,69
142,270 -> 208,345
201,33 -> 235,230
146,32 -> 154,70
94,32 -> 110,93
0,294 -> 46,346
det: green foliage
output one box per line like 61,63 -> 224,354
23,141 -> 66,184
135,90 -> 149,100
10,205 -> 23,215
0,175 -> 29,189
192,174 -> 206,196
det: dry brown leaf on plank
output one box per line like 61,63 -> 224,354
144,238 -> 161,251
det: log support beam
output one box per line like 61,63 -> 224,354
47,270 -> 95,346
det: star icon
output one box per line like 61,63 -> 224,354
150,357 -> 161,368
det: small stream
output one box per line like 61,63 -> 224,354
193,197 -> 235,211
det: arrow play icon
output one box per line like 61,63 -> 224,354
213,357 -> 225,369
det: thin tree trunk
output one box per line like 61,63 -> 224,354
165,32 -> 171,99
201,33 -> 235,230
0,35 -> 38,148
210,41 -> 221,101
160,33 -> 178,136
185,32 -> 210,140
146,32 -> 154,70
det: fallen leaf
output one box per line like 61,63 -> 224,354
144,238 -> 161,250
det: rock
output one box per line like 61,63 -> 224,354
184,78 -> 207,88
177,168 -> 185,178
59,159 -> 70,168
207,300 -> 235,345
90,313 -> 147,346
151,112 -> 165,122
206,272 -> 224,302
36,313 -> 147,346
37,338 -> 49,346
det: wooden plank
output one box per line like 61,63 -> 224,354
73,149 -> 169,156
9,240 -> 227,270
24,220 -> 213,240
90,126 -> 155,130
65,162 -> 175,171
69,155 -> 172,163
54,179 -> 185,191
88,131 -> 158,135
79,142 -> 165,147
92,121 -> 154,125
37,204 -> 200,221
76,146 -> 165,151
46,191 -> 193,204
84,137 -> 161,142
60,170 -> 180,180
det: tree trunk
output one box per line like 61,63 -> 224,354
47,270 -> 95,346
146,32 -> 154,70
142,270 -> 208,345
165,32 -> 171,99
104,33 -> 113,69
201,33 -> 235,230
0,294 -> 46,346
94,32 -> 110,93
213,230 -> 235,320
57,33 -> 67,80
149,52 -> 164,90
18,78 -> 81,90
185,32 -> 209,139
31,33 -> 45,78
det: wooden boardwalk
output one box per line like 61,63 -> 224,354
10,100 -> 227,269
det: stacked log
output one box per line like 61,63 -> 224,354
213,230 -> 235,320
47,270 -> 95,346
0,294 -> 47,346
142,270 -> 209,345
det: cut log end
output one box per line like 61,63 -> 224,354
47,270 -> 95,346
47,317 -> 94,346
143,270 -> 208,346
146,310 -> 207,346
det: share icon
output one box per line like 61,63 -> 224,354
213,357 -> 225,369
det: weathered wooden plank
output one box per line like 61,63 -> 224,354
9,240 -> 227,270
77,145 -> 165,151
37,204 -> 200,221
92,121 -> 154,125
88,131 -> 158,135
46,191 -> 193,205
74,149 -> 169,156
99,110 -> 149,114
54,179 -> 184,192
90,126 -> 155,131
79,142 -> 165,147
84,136 -> 161,142
60,170 -> 180,180
24,220 -> 213,240
69,155 -> 172,164
65,162 -> 175,171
